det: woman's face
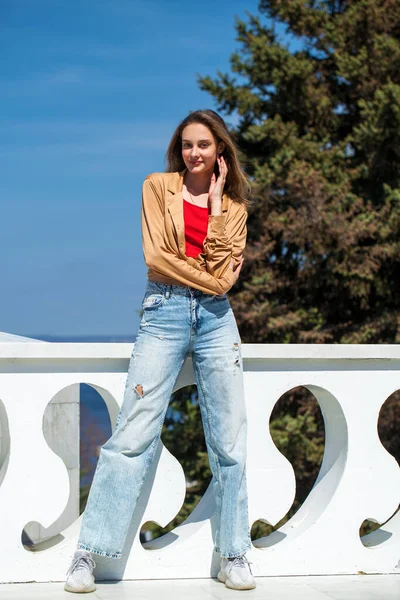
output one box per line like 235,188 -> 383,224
181,123 -> 219,176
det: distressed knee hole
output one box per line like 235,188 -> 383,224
135,384 -> 144,397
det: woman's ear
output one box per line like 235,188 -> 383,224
218,142 -> 225,154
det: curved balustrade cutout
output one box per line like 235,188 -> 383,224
22,383 -> 116,552
361,389 -> 400,548
251,386 -> 325,542
253,385 -> 348,549
0,399 -> 10,488
140,383 -> 213,549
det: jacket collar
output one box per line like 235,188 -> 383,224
166,169 -> 229,211
165,170 -> 228,254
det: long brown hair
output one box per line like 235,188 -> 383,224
165,109 -> 251,203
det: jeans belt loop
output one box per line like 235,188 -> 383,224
165,286 -> 171,299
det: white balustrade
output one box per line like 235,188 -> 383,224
0,342 -> 400,583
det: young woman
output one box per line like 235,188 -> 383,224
65,109 -> 256,592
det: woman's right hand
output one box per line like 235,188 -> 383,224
229,256 -> 244,283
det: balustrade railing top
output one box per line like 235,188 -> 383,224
2,341 -> 400,360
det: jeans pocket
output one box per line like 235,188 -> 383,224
142,293 -> 165,310
214,293 -> 228,301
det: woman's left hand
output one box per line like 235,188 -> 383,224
208,155 -> 228,206
230,256 -> 244,283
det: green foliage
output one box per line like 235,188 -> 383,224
270,412 -> 324,483
199,0 -> 400,345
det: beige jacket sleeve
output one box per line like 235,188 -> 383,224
202,203 -> 247,278
141,177 -> 237,295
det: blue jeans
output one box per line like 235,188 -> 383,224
77,281 -> 251,559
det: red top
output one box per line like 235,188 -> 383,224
183,199 -> 210,258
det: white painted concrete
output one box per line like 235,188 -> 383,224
0,343 -> 400,583
23,386 -> 80,547
1,575 -> 400,599
0,332 -> 46,343
0,334 -> 79,549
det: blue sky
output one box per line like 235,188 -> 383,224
2,0 -> 262,339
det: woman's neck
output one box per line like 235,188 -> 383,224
184,171 -> 211,195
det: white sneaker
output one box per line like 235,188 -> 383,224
64,550 -> 96,593
218,555 -> 256,590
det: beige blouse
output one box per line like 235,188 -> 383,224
141,169 -> 248,295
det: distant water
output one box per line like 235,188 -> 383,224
81,382 -> 113,417
80,383 -> 113,485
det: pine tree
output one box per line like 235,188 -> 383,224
199,0 -> 400,344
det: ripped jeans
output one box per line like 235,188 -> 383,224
77,281 -> 252,559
